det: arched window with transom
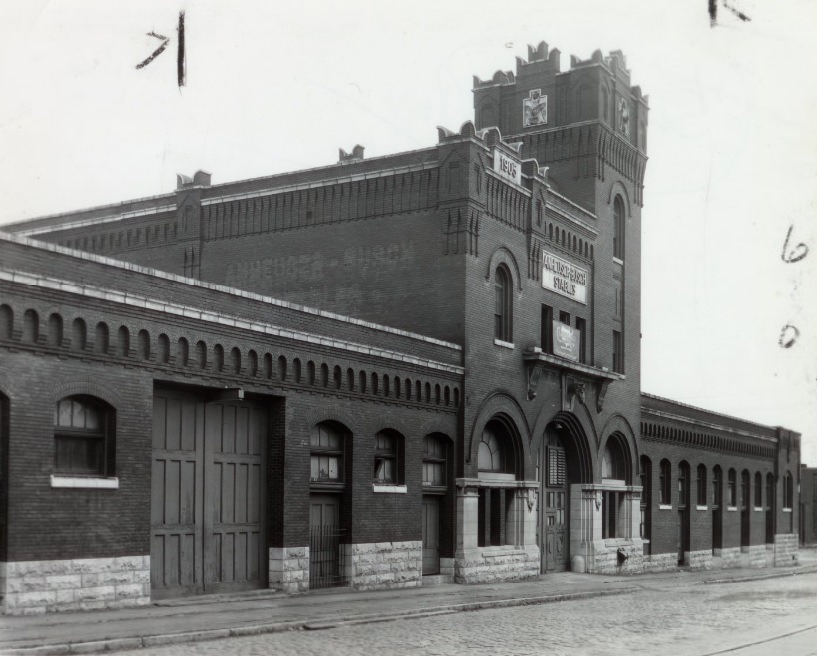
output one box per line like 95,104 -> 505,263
601,436 -> 630,538
477,418 -> 519,547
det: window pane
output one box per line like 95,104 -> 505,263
55,436 -> 103,475
375,457 -> 394,483
423,462 -> 444,486
311,455 -> 340,482
376,434 -> 394,452
58,400 -> 73,427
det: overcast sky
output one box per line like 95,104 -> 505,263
1,0 -> 815,464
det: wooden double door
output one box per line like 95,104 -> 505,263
151,391 -> 268,598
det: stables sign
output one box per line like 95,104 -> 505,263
542,251 -> 588,304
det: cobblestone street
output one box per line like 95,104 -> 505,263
111,572 -> 817,656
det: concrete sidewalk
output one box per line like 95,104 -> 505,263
2,552 -> 816,656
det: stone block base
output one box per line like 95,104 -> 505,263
0,556 -> 150,615
268,547 -> 309,593
774,533 -> 799,566
715,546 -> 742,568
686,549 -> 713,570
583,540 -> 645,574
742,544 -> 766,568
641,551 -> 678,573
349,541 -> 422,590
454,545 -> 539,584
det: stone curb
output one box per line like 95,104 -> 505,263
0,587 -> 638,655
703,564 -> 817,585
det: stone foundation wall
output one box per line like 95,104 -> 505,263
717,547 -> 742,568
455,546 -> 539,584
774,533 -> 799,566
1,556 -> 150,615
641,552 -> 677,573
584,541 -> 644,575
349,541 -> 422,590
686,549 -> 713,570
268,547 -> 309,593
742,544 -> 766,568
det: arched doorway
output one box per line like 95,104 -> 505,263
539,414 -> 592,573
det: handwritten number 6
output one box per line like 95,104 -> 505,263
781,225 -> 808,264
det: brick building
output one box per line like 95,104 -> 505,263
0,41 -> 801,614
801,466 -> 817,547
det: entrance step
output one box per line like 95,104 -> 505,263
422,574 -> 454,586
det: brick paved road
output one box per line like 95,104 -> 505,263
115,573 -> 817,656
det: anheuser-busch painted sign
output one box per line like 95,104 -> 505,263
552,320 -> 580,361
542,251 -> 588,304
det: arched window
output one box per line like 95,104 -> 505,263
54,396 -> 114,477
72,318 -> 87,351
613,195 -> 625,260
477,419 -> 519,547
0,304 -> 13,340
48,313 -> 63,348
494,265 -> 512,343
478,426 -> 512,475
94,322 -> 109,354
659,459 -> 671,506
602,438 -> 630,538
602,441 -> 627,482
374,429 -> 404,485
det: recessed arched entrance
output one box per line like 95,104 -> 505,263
539,413 -> 593,573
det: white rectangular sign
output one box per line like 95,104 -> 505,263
542,251 -> 588,304
492,149 -> 521,186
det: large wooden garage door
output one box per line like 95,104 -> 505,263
151,391 -> 267,598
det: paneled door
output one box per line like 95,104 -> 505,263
422,496 -> 441,575
151,391 -> 267,598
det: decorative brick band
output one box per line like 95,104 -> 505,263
348,541 -> 422,590
0,556 -> 150,615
